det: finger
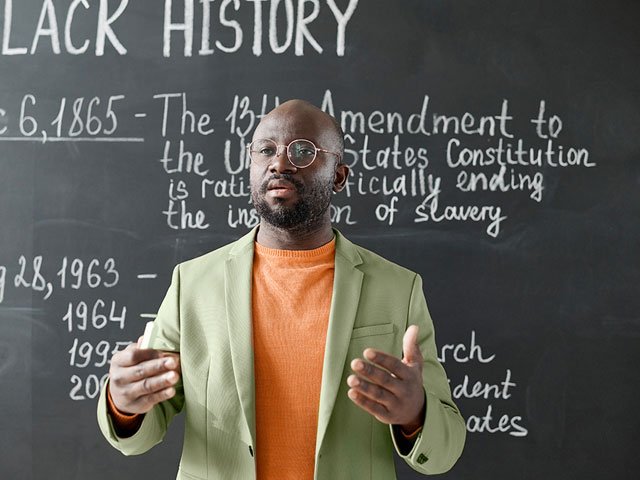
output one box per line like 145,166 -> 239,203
360,350 -> 411,381
158,352 -> 182,374
111,356 -> 177,386
351,358 -> 402,393
136,335 -> 143,349
347,388 -> 389,423
141,386 -> 177,406
129,369 -> 180,399
124,386 -> 177,414
347,374 -> 396,406
114,344 -> 161,368
402,325 -> 423,365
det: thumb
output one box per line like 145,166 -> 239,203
402,325 -> 422,365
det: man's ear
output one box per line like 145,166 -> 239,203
333,163 -> 350,192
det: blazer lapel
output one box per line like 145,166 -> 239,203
224,227 -> 258,447
315,229 -> 364,460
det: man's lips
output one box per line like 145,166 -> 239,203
265,179 -> 298,199
267,180 -> 296,191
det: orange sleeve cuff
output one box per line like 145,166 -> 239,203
399,424 -> 423,439
106,383 -> 142,427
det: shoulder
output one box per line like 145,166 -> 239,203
176,227 -> 257,277
334,229 -> 418,283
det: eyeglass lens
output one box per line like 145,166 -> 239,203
250,139 -> 317,168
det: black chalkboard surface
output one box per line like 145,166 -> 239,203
1,1 -> 639,479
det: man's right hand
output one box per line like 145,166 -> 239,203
108,337 -> 181,415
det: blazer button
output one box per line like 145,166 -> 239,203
249,446 -> 254,457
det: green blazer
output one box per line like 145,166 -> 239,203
97,227 -> 466,479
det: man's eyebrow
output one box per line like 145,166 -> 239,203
257,136 -> 322,144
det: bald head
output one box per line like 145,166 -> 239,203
253,99 -> 344,162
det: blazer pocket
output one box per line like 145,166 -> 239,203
351,323 -> 395,339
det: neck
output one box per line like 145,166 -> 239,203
256,214 -> 334,250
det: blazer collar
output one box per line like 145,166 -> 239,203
223,226 -> 364,457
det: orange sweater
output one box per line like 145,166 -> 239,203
251,239 -> 335,479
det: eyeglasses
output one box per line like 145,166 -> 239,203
246,138 -> 341,168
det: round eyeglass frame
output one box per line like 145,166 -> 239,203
246,138 -> 342,168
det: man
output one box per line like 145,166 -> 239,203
97,100 -> 466,479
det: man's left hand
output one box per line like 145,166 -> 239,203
346,324 -> 425,433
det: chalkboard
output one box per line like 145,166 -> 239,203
1,0 -> 639,478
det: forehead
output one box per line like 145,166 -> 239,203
252,106 -> 336,147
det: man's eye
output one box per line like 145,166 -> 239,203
300,148 -> 315,156
259,148 -> 274,155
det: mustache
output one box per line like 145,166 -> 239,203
259,173 -> 304,193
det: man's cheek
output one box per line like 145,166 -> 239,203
248,170 -> 264,195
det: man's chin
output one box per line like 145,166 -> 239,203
253,199 -> 301,229
265,197 -> 300,215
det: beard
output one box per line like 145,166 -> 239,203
251,173 -> 333,232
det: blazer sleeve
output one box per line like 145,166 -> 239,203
388,273 -> 467,474
96,264 -> 185,455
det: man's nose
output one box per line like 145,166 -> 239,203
269,146 -> 297,173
